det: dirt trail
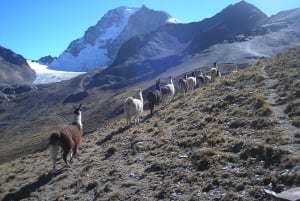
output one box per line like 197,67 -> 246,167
261,66 -> 299,158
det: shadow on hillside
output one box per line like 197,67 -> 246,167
2,169 -> 66,201
96,112 -> 155,146
96,126 -> 129,146
141,113 -> 152,122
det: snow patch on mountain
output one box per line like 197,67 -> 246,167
27,60 -> 85,84
167,18 -> 182,24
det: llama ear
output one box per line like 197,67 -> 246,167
79,104 -> 82,109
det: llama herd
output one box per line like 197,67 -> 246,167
124,63 -> 222,126
49,64 -> 222,171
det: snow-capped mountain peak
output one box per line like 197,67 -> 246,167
49,5 -> 178,72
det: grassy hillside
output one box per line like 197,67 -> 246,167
0,47 -> 299,200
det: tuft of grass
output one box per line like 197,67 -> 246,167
56,173 -> 68,181
105,146 -> 117,159
107,190 -> 120,200
121,181 -> 136,187
103,182 -> 112,193
294,131 -> 300,138
258,103 -> 272,116
254,74 -> 265,83
220,192 -> 243,201
240,144 -> 287,167
251,118 -> 272,129
190,148 -> 216,171
176,116 -> 184,122
252,94 -> 272,116
6,174 -> 16,182
86,180 -> 99,192
285,100 -> 300,117
165,114 -> 176,123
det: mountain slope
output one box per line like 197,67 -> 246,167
1,2 -> 300,166
102,1 -> 300,81
101,1 -> 269,79
0,47 -> 299,200
49,6 -> 178,72
186,0 -> 268,53
0,46 -> 35,85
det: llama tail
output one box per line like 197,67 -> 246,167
50,132 -> 60,170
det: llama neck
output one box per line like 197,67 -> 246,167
72,112 -> 83,130
137,91 -> 143,103
156,83 -> 160,91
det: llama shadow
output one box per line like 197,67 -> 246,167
2,169 -> 66,201
141,113 -> 154,123
96,126 -> 129,146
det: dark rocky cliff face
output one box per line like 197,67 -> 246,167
0,46 -> 28,66
187,1 -> 268,53
0,46 -> 35,85
36,55 -> 57,65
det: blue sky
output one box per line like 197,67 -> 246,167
1,0 -> 299,60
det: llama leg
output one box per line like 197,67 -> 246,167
51,144 -> 59,170
70,146 -> 78,163
63,150 -> 70,167
70,151 -> 73,163
128,116 -> 131,126
150,103 -> 154,116
162,96 -> 166,106
127,116 -> 130,126
168,95 -> 172,104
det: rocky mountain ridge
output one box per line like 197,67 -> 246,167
0,46 -> 35,86
101,1 -> 300,81
49,5 -> 178,72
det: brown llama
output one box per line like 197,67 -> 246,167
147,79 -> 162,117
49,104 -> 83,170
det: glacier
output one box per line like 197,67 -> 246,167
27,60 -> 85,84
